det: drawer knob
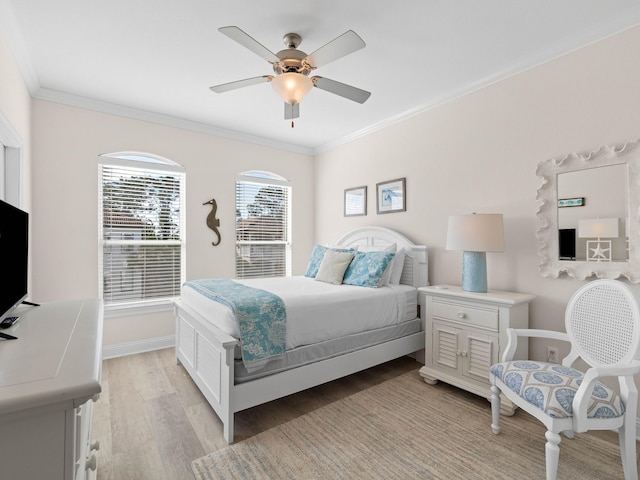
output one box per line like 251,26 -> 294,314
457,312 -> 466,319
86,453 -> 98,471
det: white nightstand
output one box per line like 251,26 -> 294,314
419,285 -> 535,415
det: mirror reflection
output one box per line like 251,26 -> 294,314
557,164 -> 628,262
535,138 -> 640,283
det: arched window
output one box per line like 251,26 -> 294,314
98,152 -> 185,313
235,171 -> 291,278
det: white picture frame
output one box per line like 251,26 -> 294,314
376,178 -> 406,214
344,186 -> 367,217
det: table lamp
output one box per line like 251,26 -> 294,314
446,213 -> 504,293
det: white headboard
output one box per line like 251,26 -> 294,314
335,226 -> 429,288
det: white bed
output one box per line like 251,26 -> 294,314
173,226 -> 429,443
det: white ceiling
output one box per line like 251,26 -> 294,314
2,1 -> 640,154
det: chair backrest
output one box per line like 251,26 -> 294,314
565,279 -> 640,368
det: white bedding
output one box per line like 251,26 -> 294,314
181,275 -> 417,350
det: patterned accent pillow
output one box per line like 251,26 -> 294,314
304,245 -> 356,278
358,243 -> 396,286
342,251 -> 396,288
490,361 -> 625,419
304,245 -> 328,277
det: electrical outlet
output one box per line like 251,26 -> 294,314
547,346 -> 559,363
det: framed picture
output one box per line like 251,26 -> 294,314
376,178 -> 406,214
344,186 -> 367,217
558,197 -> 585,208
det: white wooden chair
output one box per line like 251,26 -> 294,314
490,279 -> 640,480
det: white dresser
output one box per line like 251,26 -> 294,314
0,299 -> 103,480
418,286 -> 534,414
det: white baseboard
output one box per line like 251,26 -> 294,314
102,335 -> 175,360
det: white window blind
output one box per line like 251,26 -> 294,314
235,172 -> 291,278
98,154 -> 185,306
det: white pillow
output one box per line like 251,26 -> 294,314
389,247 -> 406,284
315,250 -> 355,285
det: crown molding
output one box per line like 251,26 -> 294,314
34,88 -> 314,156
5,4 -> 640,158
0,110 -> 23,147
315,15 -> 640,155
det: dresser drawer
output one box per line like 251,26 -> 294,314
432,299 -> 498,331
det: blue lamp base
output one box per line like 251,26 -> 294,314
462,251 -> 488,293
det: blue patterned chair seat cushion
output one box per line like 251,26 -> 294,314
490,361 -> 625,419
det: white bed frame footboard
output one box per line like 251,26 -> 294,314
174,226 -> 428,443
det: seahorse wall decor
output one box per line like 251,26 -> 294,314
203,198 -> 221,246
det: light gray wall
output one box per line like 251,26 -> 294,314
29,100 -> 315,346
2,26 -> 317,349
314,25 -> 640,364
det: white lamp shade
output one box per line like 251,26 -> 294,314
578,218 -> 619,238
446,213 -> 504,252
271,73 -> 313,105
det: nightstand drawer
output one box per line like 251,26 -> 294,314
433,300 -> 498,330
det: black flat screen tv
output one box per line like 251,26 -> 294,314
0,199 -> 28,322
559,228 -> 576,261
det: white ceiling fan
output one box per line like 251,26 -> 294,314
210,26 -> 371,125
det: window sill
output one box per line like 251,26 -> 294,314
103,298 -> 177,318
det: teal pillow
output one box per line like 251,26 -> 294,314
304,245 -> 356,278
342,251 -> 395,288
304,245 -> 329,277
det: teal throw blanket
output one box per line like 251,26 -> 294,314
184,279 -> 286,371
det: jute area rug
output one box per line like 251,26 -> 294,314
191,370 -> 630,479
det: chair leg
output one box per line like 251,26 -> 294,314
618,422 -> 638,480
545,430 -> 561,480
490,385 -> 501,434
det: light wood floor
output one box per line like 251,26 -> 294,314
92,348 -> 420,480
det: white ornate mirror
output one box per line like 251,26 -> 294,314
535,138 -> 640,282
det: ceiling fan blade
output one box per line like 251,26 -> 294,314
305,30 -> 365,68
284,103 -> 300,120
219,26 -> 280,63
312,76 -> 371,104
210,75 -> 273,93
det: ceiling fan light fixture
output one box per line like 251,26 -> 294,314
271,72 -> 313,105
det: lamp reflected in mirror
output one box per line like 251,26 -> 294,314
578,218 -> 619,262
557,163 -> 628,263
